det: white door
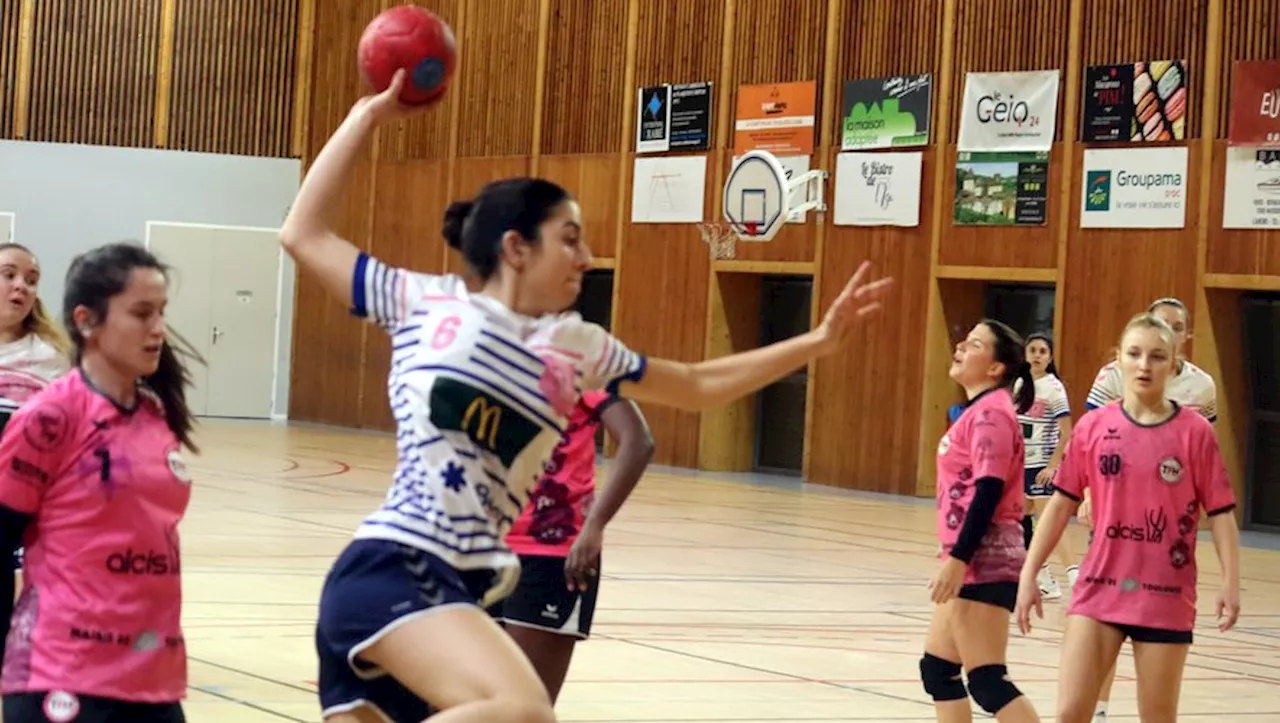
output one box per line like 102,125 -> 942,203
146,223 -> 280,419
146,225 -> 214,416
0,213 -> 13,243
205,227 -> 279,418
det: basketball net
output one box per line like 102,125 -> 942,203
697,222 -> 750,260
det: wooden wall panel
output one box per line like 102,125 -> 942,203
166,0 -> 298,156
539,0 -> 630,156
282,0 -> 1279,507
1207,141 -> 1280,276
949,0 -> 1071,144
307,0 -> 384,157
538,154 -> 623,261
360,159 -> 452,430
455,0 -> 540,157
1206,0 -> 1280,277
1081,0 -> 1209,140
287,157 -> 375,426
25,0 -> 164,147
0,0 -> 20,139
376,0 -> 460,162
632,0 -> 726,112
809,149 -> 937,494
938,0 -> 1071,270
1059,142 -> 1204,413
614,221 -> 712,468
937,144 -> 1063,268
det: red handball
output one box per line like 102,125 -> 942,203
357,5 -> 457,106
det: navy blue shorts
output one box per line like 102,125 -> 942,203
315,538 -> 501,722
1024,467 -> 1055,498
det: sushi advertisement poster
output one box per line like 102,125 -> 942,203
1080,147 -> 1188,229
953,151 -> 1050,226
1222,148 -> 1280,229
1082,61 -> 1188,142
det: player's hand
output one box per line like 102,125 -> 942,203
1216,583 -> 1240,632
1077,497 -> 1093,528
564,523 -> 603,592
1035,466 -> 1056,486
1015,574 -> 1043,635
928,556 -> 966,604
352,69 -> 432,123
815,261 -> 893,353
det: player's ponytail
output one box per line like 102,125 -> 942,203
442,177 -> 571,280
63,243 -> 204,452
980,318 -> 1035,415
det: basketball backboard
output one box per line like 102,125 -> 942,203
722,150 -> 827,242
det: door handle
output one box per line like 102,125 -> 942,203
212,326 -> 225,345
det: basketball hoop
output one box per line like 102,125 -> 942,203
697,222 -> 740,260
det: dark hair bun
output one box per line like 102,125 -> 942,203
442,200 -> 474,250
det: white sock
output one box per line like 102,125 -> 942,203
1095,701 -> 1109,715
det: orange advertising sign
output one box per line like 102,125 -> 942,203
734,81 -> 817,155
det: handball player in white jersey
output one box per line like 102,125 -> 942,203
279,71 -> 894,723
1079,297 -> 1217,723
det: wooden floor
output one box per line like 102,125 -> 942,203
175,421 -> 1280,722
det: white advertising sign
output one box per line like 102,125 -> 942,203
958,70 -> 1060,152
833,151 -> 923,227
1080,147 -> 1188,229
1223,147 -> 1280,229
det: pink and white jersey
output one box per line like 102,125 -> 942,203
1087,359 -> 1217,422
1054,403 -> 1236,632
0,335 -> 69,414
506,391 -> 612,557
1014,373 -> 1070,468
0,370 -> 192,702
935,388 -> 1026,585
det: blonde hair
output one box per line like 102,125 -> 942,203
0,243 -> 71,357
1119,312 -> 1176,352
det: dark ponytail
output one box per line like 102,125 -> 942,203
63,243 -> 204,452
980,318 -> 1035,415
441,177 -> 571,280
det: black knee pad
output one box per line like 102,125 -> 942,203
967,664 -> 1022,714
919,653 -> 967,701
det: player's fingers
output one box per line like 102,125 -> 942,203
855,302 -> 883,318
854,276 -> 894,300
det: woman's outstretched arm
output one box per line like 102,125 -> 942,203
619,261 -> 892,411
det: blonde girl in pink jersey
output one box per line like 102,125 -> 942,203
0,243 -> 200,723
1016,313 -> 1241,723
489,391 -> 653,703
0,243 -> 71,670
922,319 -> 1041,723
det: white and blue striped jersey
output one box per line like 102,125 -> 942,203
346,253 -> 647,589
1013,373 -> 1070,468
1085,358 -> 1217,422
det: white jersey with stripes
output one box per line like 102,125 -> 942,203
1013,372 -> 1070,468
347,253 -> 647,580
0,334 -> 69,415
1085,358 -> 1217,422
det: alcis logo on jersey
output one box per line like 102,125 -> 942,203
104,548 -> 181,576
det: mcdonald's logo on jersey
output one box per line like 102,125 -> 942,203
430,377 -> 546,467
463,396 -> 503,449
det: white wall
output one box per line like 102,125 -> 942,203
0,139 -> 301,416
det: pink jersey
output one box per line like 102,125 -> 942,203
506,391 -> 612,557
1055,402 -> 1236,632
0,370 -> 192,702
935,388 -> 1026,585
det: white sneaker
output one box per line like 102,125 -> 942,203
1067,565 -> 1079,591
1038,565 -> 1062,600
1092,712 -> 1107,723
